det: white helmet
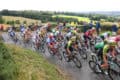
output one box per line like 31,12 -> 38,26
92,27 -> 95,30
50,33 -> 53,36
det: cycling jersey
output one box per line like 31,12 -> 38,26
100,31 -> 112,39
84,30 -> 91,37
20,27 -> 25,32
109,36 -> 120,42
67,41 -> 72,48
65,40 -> 73,52
10,31 -> 15,37
95,41 -> 104,50
46,37 -> 56,44
103,45 -> 109,55
66,32 -> 72,38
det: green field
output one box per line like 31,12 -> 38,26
52,15 -> 90,22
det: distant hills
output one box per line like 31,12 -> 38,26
80,11 -> 120,16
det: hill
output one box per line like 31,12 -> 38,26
53,15 -> 90,22
0,41 -> 68,80
2,16 -> 41,25
1,16 -> 41,30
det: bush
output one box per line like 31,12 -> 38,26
23,20 -> 27,24
77,25 -> 89,32
0,19 -> 5,24
15,20 -> 20,24
0,32 -> 3,41
101,22 -> 113,31
6,21 -> 15,25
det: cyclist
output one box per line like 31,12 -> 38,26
94,40 -> 106,60
39,27 -> 47,40
101,40 -> 117,68
65,36 -> 78,61
24,28 -> 32,41
83,27 -> 96,48
46,33 -> 57,52
65,30 -> 72,41
8,27 -> 16,38
100,31 -> 112,41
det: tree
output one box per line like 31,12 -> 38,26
0,16 -> 5,24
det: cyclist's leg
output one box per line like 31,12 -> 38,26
97,48 -> 103,61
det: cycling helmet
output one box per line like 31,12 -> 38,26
56,31 -> 59,34
50,33 -> 53,36
91,27 -> 96,32
100,35 -> 105,40
49,34 -> 53,39
54,32 -> 57,36
71,30 -> 77,35
108,40 -> 117,47
104,39 -> 108,44
52,29 -> 56,33
107,31 -> 112,36
70,36 -> 76,42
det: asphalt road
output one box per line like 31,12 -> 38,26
2,32 -> 112,80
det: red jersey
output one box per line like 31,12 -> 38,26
85,30 -> 92,36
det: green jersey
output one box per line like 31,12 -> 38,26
95,41 -> 104,49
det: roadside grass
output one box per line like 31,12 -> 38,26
0,42 -> 17,80
5,44 -> 69,80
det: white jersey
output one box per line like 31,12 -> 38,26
66,32 -> 72,37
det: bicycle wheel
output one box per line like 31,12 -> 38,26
89,60 -> 99,73
63,51 -> 69,61
56,52 -> 62,60
40,45 -> 45,53
91,54 -> 97,63
42,47 -> 45,53
34,43 -> 40,51
79,49 -> 87,59
72,55 -> 82,68
48,47 -> 54,56
108,60 -> 120,79
108,69 -> 120,80
91,45 -> 95,53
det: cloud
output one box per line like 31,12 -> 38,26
0,0 -> 120,12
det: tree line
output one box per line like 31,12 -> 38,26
0,9 -> 118,24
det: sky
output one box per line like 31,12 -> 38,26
0,0 -> 120,12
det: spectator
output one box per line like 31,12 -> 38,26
89,21 -> 93,29
83,22 -> 87,33
63,22 -> 66,26
111,24 -> 118,35
96,21 -> 101,35
0,24 -> 3,31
